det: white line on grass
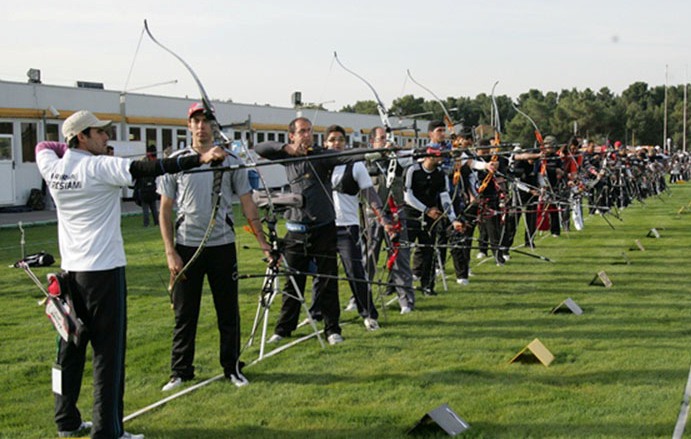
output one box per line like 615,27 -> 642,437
123,322 -> 354,423
672,364 -> 691,439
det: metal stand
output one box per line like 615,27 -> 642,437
245,213 -> 325,362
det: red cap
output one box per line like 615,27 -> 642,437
187,102 -> 208,119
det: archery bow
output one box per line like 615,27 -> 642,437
406,69 -> 457,141
477,81 -> 501,195
143,20 -> 226,296
333,52 -> 404,275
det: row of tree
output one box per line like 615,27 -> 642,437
339,82 -> 689,149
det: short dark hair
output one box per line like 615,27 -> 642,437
325,124 -> 346,137
288,117 -> 311,134
68,127 -> 91,148
369,126 -> 385,142
428,120 -> 445,132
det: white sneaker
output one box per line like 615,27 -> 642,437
476,252 -> 487,259
344,298 -> 357,312
468,269 -> 474,277
456,278 -> 469,286
161,377 -> 183,392
267,333 -> 283,344
327,333 -> 344,345
400,306 -> 412,315
228,371 -> 249,388
503,254 -> 511,261
363,317 -> 380,331
119,432 -> 144,439
58,421 -> 92,437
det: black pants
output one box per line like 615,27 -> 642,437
451,221 -> 474,280
276,222 -> 341,337
55,267 -> 127,439
336,225 -> 378,319
170,244 -> 240,379
478,200 -> 505,264
407,216 -> 436,293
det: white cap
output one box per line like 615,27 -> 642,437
62,110 -> 111,142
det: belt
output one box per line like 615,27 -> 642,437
286,221 -> 308,233
285,220 -> 333,233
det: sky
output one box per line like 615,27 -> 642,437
4,0 -> 691,112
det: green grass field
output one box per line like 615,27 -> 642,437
1,184 -> 690,438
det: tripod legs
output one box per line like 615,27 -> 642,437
246,263 -> 325,362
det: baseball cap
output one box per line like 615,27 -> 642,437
188,102 -> 214,119
62,110 -> 111,142
543,135 -> 557,146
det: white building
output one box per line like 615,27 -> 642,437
0,79 -> 427,207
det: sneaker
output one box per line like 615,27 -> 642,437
422,288 -> 437,296
503,254 -> 511,262
327,333 -> 344,345
58,421 -> 92,437
267,333 -> 283,344
551,234 -> 559,238
476,252 -> 487,259
468,269 -> 474,277
344,298 -> 357,312
400,306 -> 412,315
161,377 -> 183,392
363,317 -> 380,331
227,371 -> 249,388
456,278 -> 469,286
119,432 -> 144,439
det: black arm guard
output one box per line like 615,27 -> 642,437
129,155 -> 202,178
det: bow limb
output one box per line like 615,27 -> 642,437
406,69 -> 456,137
511,101 -> 544,148
143,20 -> 224,296
333,52 -> 394,142
144,19 -> 229,147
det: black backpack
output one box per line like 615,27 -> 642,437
27,188 -> 45,211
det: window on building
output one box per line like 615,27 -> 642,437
46,123 -> 60,141
267,132 -> 275,141
0,136 -> 11,161
129,127 -> 142,141
162,128 -> 172,149
107,125 -> 118,141
278,133 -> 286,143
21,122 -> 38,162
256,132 -> 265,143
176,129 -> 187,150
146,128 -> 157,153
234,131 -> 242,141
0,124 -> 13,161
